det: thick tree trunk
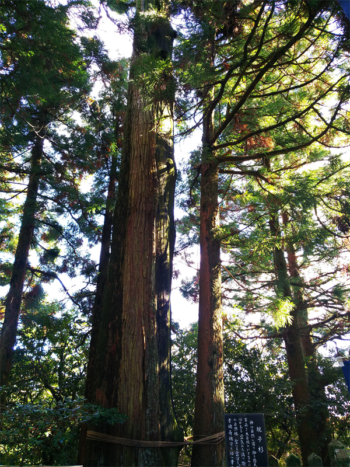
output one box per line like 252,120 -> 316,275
0,131 -> 43,388
269,214 -> 320,465
80,4 -> 181,466
282,213 -> 331,463
191,116 -> 225,467
84,152 -> 117,403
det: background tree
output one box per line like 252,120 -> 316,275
216,158 -> 350,462
171,319 -> 350,463
174,0 -> 350,462
0,0 -> 91,389
0,299 -> 125,465
1,0 -> 350,465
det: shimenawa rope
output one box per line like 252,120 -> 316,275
86,430 -> 225,447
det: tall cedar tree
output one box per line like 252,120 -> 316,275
82,55 -> 128,402
0,0 -> 89,389
268,208 -> 323,463
171,319 -> 350,461
217,161 -> 350,463
80,1 -> 182,465
174,0 -> 350,464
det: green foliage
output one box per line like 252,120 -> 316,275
0,396 -> 126,465
172,323 -> 198,436
1,0 -> 350,464
172,320 -> 350,460
172,321 -> 296,457
268,297 -> 294,329
132,54 -> 175,106
0,0 -> 90,121
0,301 -> 126,464
223,328 -> 297,459
103,0 -> 135,15
0,0 -> 129,317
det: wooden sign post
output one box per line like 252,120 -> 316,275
225,413 -> 268,467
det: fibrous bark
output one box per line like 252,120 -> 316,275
191,115 -> 225,467
84,150 -> 118,403
80,3 -> 181,466
269,213 -> 320,465
282,213 -> 331,464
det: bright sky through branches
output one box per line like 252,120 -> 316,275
78,1 -> 200,328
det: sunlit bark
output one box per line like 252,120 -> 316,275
80,3 -> 181,465
192,113 -> 225,467
282,212 -> 331,463
269,213 -> 320,465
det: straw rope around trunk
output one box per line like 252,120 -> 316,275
86,430 -> 225,447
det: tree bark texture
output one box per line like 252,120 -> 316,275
192,120 -> 225,467
282,213 -> 331,463
281,213 -> 313,359
0,131 -> 43,388
80,4 -> 181,466
269,213 -> 320,465
84,152 -> 118,403
79,137 -> 119,462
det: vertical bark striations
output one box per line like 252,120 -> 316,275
79,133 -> 119,462
269,212 -> 320,465
0,127 -> 44,388
84,151 -> 118,404
191,114 -> 225,467
80,3 -> 182,466
282,212 -> 331,463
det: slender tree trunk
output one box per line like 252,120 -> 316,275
84,151 -> 118,403
191,113 -> 225,467
282,213 -> 331,463
154,102 -> 179,451
80,4 -> 181,466
269,213 -> 320,465
79,137 -> 119,461
0,130 -> 43,388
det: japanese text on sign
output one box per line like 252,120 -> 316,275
225,413 -> 268,467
